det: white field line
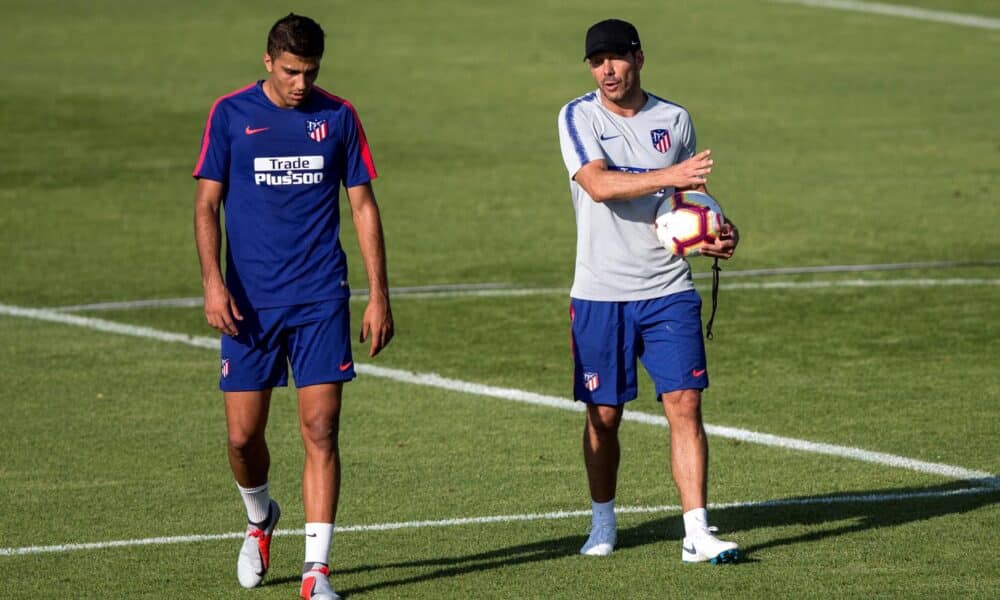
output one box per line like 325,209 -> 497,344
1,302 -> 996,487
346,277 -> 1000,300
45,261 -> 1000,312
360,363 -> 998,484
351,278 -> 1000,300
1,485 -> 993,557
47,275 -> 1000,313
773,0 -> 1000,29
708,260 -> 1000,278
0,304 -> 219,349
720,277 -> 1000,291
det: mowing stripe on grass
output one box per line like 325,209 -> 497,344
1,485 -> 993,557
49,283 -> 516,312
774,0 -> 1000,30
1,302 -> 996,486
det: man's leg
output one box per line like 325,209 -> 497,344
225,390 -> 273,489
661,388 -> 739,564
298,382 -> 343,523
583,403 -> 623,503
297,382 -> 343,600
580,403 -> 623,556
660,389 -> 707,511
226,390 -> 283,587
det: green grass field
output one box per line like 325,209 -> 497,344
1,0 -> 998,597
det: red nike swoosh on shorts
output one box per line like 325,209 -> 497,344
692,368 -> 706,377
339,362 -> 353,371
244,126 -> 269,135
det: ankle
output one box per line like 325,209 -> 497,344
591,498 -> 616,526
682,507 -> 710,537
303,562 -> 329,575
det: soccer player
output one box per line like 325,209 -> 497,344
193,14 -> 393,599
557,19 -> 741,563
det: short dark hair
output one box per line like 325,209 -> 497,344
267,13 -> 325,58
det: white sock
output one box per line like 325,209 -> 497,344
591,498 -> 616,526
304,522 -> 334,566
683,507 -> 710,537
237,482 -> 271,525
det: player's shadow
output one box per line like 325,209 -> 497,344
702,477 -> 998,557
264,531 -> 582,594
267,478 -> 998,597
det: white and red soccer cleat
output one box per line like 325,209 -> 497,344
236,500 -> 281,588
300,564 -> 341,600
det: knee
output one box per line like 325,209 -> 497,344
587,406 -> 622,438
300,417 -> 340,452
661,389 -> 702,419
227,428 -> 264,456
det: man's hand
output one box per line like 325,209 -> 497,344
360,295 -> 394,357
663,149 -> 713,189
700,220 -> 739,260
203,280 -> 243,336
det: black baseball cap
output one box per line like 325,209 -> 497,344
584,19 -> 641,60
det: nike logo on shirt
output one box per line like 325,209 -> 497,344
244,126 -> 269,135
599,133 -> 622,141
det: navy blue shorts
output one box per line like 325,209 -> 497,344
570,290 -> 708,405
219,299 -> 355,392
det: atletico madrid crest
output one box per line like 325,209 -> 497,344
583,371 -> 600,392
650,129 -> 671,153
306,119 -> 328,142
221,358 -> 230,378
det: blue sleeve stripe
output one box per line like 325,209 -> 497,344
647,92 -> 685,112
192,82 -> 256,178
608,165 -> 652,174
564,92 -> 596,166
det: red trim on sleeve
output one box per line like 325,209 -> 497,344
313,86 -> 378,180
192,83 -> 257,178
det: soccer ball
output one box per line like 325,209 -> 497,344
654,190 -> 725,257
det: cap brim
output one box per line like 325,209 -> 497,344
584,42 -> 638,60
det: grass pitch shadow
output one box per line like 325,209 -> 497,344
267,478 -> 997,596
616,478 -> 999,560
724,478 -> 999,557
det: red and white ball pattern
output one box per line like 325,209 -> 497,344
654,190 -> 725,257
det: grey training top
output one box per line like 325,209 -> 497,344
557,90 -> 697,301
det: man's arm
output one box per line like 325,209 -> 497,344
575,152 -> 739,259
345,182 -> 394,357
193,178 -> 243,335
573,149 -> 714,203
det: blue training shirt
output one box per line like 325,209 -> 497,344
193,81 -> 377,309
